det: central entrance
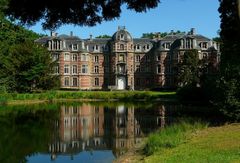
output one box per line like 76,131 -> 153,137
117,76 -> 126,90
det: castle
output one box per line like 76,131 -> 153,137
35,26 -> 220,90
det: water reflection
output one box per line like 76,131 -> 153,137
49,104 -> 166,160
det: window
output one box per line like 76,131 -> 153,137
72,65 -> 77,74
54,65 -> 59,74
120,44 -> 124,50
119,54 -> 125,62
94,66 -> 99,73
166,43 -> 171,49
82,65 -> 88,73
136,44 -> 140,50
72,54 -> 78,61
64,77 -> 70,86
186,39 -> 191,49
203,42 -> 208,49
94,78 -> 99,86
81,54 -> 88,61
157,54 -> 161,61
72,77 -> 78,86
136,65 -> 140,72
120,34 -> 124,40
94,55 -> 99,63
64,65 -> 69,74
146,44 -> 150,50
73,44 -> 78,50
157,65 -> 161,74
94,45 -> 99,51
64,53 -> 70,61
136,55 -> 140,62
51,53 -> 59,61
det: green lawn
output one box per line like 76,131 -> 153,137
144,123 -> 240,163
0,90 -> 176,105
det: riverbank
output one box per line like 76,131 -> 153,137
0,91 -> 177,105
115,123 -> 240,163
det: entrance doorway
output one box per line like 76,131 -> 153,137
117,77 -> 126,90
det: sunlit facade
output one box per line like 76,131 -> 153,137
35,27 -> 220,90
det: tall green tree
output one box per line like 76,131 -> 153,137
0,18 -> 59,92
0,41 -> 59,92
178,50 -> 200,87
217,0 -> 240,120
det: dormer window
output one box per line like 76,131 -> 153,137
73,44 -> 78,51
136,44 -> 140,50
166,43 -> 171,49
94,45 -> 99,51
146,44 -> 150,50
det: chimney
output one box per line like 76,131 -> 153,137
50,31 -> 57,37
170,30 -> 174,35
70,31 -> 73,37
89,34 -> 93,41
191,28 -> 196,35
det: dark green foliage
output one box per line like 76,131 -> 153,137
3,0 -> 160,29
178,49 -> 200,86
141,30 -> 185,39
216,0 -> 240,120
0,18 -> 59,92
177,85 -> 207,102
95,35 -> 111,38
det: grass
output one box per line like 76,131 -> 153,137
144,120 -> 208,155
0,90 -> 177,105
143,123 -> 240,163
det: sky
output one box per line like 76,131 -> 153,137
28,0 -> 220,39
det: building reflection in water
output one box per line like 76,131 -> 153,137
49,104 -> 166,160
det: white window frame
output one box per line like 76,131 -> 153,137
64,65 -> 70,74
72,65 -> 78,74
64,53 -> 70,61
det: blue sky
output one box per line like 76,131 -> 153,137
29,0 -> 220,39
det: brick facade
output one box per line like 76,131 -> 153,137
35,27 -> 220,90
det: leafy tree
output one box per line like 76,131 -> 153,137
178,50 -> 200,87
0,18 -> 59,92
95,34 -> 111,38
2,0 -> 160,29
141,30 -> 185,39
0,41 -> 59,92
216,0 -> 240,120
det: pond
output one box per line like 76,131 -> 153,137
0,101 -> 221,163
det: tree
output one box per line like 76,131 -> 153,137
95,34 -> 111,38
141,30 -> 185,39
178,50 -> 200,87
0,41 -> 59,92
2,0 -> 160,29
216,0 -> 240,120
0,18 -> 59,92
